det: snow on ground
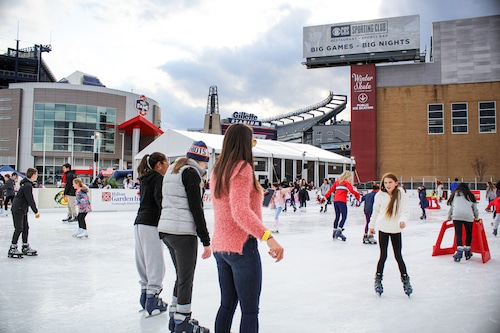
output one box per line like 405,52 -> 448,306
0,193 -> 499,333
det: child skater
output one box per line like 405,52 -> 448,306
271,183 -> 294,233
368,173 -> 412,297
447,183 -> 479,262
72,178 -> 92,238
486,195 -> 500,236
361,183 -> 379,244
8,168 -> 40,258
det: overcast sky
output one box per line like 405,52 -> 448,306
1,0 -> 499,130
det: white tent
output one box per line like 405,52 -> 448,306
135,129 -> 354,183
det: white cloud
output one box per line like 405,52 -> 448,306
1,0 -> 499,130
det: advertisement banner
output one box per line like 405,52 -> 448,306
350,64 -> 377,182
91,189 -> 140,211
303,15 -> 419,58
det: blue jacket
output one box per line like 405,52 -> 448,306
361,190 -> 377,215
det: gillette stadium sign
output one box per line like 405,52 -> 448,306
227,112 -> 262,126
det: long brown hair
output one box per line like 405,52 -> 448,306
212,123 -> 261,198
171,157 -> 190,174
380,172 -> 400,218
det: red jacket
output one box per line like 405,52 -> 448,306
486,197 -> 500,214
324,180 -> 360,203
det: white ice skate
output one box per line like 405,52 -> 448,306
76,229 -> 88,239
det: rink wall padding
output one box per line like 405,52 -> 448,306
35,188 -> 140,211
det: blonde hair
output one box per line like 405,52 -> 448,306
72,178 -> 88,191
337,170 -> 352,182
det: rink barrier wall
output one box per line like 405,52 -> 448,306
32,188 -> 486,212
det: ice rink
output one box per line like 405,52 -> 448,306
0,193 -> 499,333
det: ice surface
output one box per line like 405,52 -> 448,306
0,193 -> 499,333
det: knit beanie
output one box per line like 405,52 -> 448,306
186,141 -> 210,162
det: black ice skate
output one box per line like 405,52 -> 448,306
145,292 -> 168,317
174,314 -> 210,333
367,234 -> 377,244
8,245 -> 23,259
333,229 -> 346,241
139,290 -> 147,312
374,273 -> 383,296
453,246 -> 464,262
401,274 -> 412,297
464,246 -> 473,260
363,234 -> 370,244
21,243 -> 38,256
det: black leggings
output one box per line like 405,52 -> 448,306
77,212 -> 88,230
4,195 -> 14,211
453,220 -> 473,247
376,231 -> 407,276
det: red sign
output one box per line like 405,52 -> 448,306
350,64 -> 377,182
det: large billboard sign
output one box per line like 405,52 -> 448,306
303,15 -> 420,68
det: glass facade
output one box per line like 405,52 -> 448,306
33,103 -> 116,153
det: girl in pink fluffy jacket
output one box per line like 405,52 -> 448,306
210,123 -> 284,333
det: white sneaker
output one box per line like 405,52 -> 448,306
76,229 -> 88,238
72,228 -> 83,237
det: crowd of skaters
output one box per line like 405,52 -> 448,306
1,125 -> 499,332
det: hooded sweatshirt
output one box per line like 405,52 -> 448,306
134,171 -> 163,227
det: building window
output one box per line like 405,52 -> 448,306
451,102 -> 468,134
428,104 -> 444,134
33,103 -> 116,153
315,138 -> 321,142
478,101 -> 496,133
327,131 -> 333,135
327,138 -> 333,142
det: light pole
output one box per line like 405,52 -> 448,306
93,132 -> 101,180
350,156 -> 354,172
302,151 -> 306,181
120,132 -> 125,170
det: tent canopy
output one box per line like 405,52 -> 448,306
0,165 -> 25,178
136,129 -> 353,165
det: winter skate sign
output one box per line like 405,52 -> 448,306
136,95 -> 150,117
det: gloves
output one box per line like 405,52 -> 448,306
474,217 -> 481,222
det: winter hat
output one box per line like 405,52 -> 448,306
186,141 -> 210,162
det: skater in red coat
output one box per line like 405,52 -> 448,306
323,170 -> 360,241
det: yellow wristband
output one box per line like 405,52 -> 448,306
262,230 -> 271,241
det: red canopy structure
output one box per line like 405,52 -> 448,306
118,115 -> 163,136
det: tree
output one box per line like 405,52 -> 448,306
471,157 -> 488,182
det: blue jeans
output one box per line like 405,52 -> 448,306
214,237 -> 262,333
